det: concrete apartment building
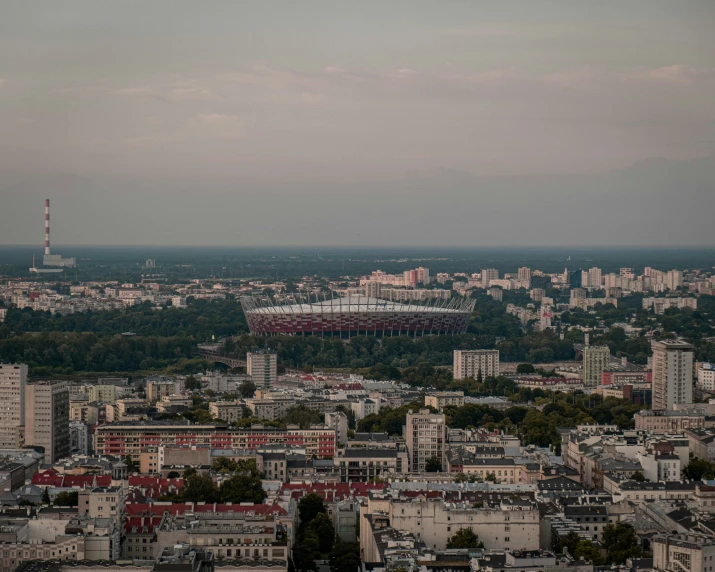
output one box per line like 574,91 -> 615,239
424,391 -> 465,412
582,344 -> 611,388
698,363 -> 715,391
25,381 -> 70,463
88,384 -> 117,404
0,364 -> 27,448
453,350 -> 500,380
653,534 -> 715,572
247,350 -> 278,389
652,339 -> 694,410
146,380 -> 176,402
634,409 -> 705,434
404,409 -> 446,472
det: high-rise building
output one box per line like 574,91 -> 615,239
665,270 -> 684,291
364,280 -> 381,298
481,269 -> 499,288
582,345 -> 611,388
247,350 -> 278,389
620,268 -> 635,279
518,267 -> 532,283
530,288 -> 546,302
570,288 -> 587,299
588,267 -> 603,289
453,350 -> 500,380
652,339 -> 694,411
404,408 -> 446,472
416,267 -> 430,285
25,380 -> 70,463
0,364 -> 27,448
569,270 -> 582,289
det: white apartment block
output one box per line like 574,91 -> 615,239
453,350 -> 500,380
405,409 -> 446,472
698,364 -> 715,391
25,380 -> 70,463
643,297 -> 698,314
582,345 -> 611,388
424,391 -> 465,412
652,339 -> 694,411
0,364 -> 27,448
247,351 -> 278,389
653,534 -> 715,572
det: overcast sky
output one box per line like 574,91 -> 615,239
1,1 -> 714,247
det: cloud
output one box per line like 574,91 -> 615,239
197,113 -> 239,123
622,65 -> 714,85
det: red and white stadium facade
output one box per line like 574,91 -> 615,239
240,294 -> 475,337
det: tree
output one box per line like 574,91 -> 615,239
601,523 -> 643,564
183,473 -> 219,503
329,541 -> 360,572
446,528 -> 484,549
125,454 -> 138,473
574,540 -> 604,565
425,456 -> 442,472
298,492 -> 327,525
167,471 -> 181,479
204,388 -> 216,398
186,375 -> 202,391
630,471 -> 646,482
218,466 -> 267,504
308,512 -> 335,553
453,472 -> 468,483
683,458 -> 715,480
239,379 -> 257,398
554,531 -> 581,556
183,467 -> 197,478
41,487 -> 51,505
516,363 -> 536,374
292,542 -> 319,572
53,491 -> 79,507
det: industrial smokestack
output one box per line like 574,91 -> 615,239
45,199 -> 50,256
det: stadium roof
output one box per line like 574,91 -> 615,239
243,294 -> 472,315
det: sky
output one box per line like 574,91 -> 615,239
1,1 -> 714,247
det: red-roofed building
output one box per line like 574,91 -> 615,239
32,469 -> 112,489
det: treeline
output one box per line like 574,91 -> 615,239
0,332 -> 199,375
224,329 -> 575,372
0,298 -> 247,341
357,392 -> 644,452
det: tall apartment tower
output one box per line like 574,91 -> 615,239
481,269 -> 499,288
588,267 -> 603,289
582,345 -> 611,388
365,281 -> 382,298
652,339 -> 694,411
247,350 -> 278,389
0,364 -> 28,448
25,380 -> 70,463
416,267 -> 430,285
518,267 -> 532,282
453,350 -> 500,380
404,408 -> 446,472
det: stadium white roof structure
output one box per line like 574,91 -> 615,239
242,294 -> 474,315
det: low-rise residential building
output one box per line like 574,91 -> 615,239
634,409 -> 706,434
336,447 -> 408,482
424,391 -> 465,412
685,428 -> 715,461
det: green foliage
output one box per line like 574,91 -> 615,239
298,493 -> 327,525
125,454 -> 138,473
446,528 -> 484,549
553,531 -> 581,556
183,467 -> 197,478
239,379 -> 257,398
601,523 -> 643,564
183,473 -> 220,503
292,542 -> 318,572
516,363 -> 536,374
173,460 -> 266,504
630,471 -> 646,482
356,401 -> 424,435
683,458 -> 715,480
574,541 -> 604,564
42,487 -> 50,505
425,457 -> 442,472
167,471 -> 181,479
53,491 -> 79,507
283,405 -> 324,429
307,512 -> 335,553
329,541 -> 360,572
185,375 -> 202,391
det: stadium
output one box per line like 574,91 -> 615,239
240,294 -> 475,337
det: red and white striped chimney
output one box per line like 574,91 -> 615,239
45,199 -> 50,256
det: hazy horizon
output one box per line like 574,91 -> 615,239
1,1 -> 714,247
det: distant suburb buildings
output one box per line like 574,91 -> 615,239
453,349 -> 500,380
